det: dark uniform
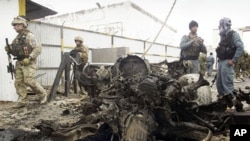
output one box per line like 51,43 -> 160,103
216,18 -> 244,96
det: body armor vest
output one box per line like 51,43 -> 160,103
11,30 -> 33,60
216,31 -> 236,60
182,35 -> 202,60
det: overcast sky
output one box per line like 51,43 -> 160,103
33,0 -> 250,47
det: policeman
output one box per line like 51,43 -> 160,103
207,52 -> 215,76
216,17 -> 244,108
5,16 -> 48,108
180,20 -> 207,74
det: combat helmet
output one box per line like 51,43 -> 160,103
74,36 -> 83,42
11,16 -> 27,27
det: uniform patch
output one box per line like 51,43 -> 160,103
31,39 -> 37,46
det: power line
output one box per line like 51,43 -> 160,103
142,0 -> 177,58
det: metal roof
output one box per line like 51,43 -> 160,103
26,0 -> 57,20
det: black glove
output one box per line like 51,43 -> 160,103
70,49 -> 78,58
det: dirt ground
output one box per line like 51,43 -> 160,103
0,75 -> 249,141
0,93 -> 86,130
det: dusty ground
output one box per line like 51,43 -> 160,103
0,93 -> 86,131
0,75 -> 249,141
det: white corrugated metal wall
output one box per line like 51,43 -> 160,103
28,21 -> 180,87
0,0 -> 19,101
28,22 -> 61,86
63,28 -> 112,49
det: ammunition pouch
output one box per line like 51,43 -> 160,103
181,46 -> 200,60
181,35 -> 202,60
216,46 -> 236,60
11,30 -> 32,59
11,45 -> 32,60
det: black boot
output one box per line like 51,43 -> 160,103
223,94 -> 235,108
235,100 -> 244,112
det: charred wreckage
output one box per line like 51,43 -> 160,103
3,53 -> 250,141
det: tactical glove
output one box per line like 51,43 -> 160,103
22,58 -> 30,66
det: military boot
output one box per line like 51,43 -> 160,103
12,101 -> 27,109
13,97 -> 28,108
235,100 -> 244,112
13,103 -> 26,108
40,93 -> 48,104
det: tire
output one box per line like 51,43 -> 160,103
179,74 -> 212,105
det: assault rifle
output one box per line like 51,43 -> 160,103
5,38 -> 14,79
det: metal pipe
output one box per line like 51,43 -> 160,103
111,35 -> 114,48
165,45 -> 168,60
60,21 -> 65,85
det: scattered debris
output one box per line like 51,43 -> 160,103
0,55 -> 250,141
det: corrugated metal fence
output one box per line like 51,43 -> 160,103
28,21 -> 180,86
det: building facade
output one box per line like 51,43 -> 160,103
40,1 -> 177,46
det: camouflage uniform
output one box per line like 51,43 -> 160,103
234,52 -> 247,78
247,55 -> 250,74
71,36 -> 89,94
198,53 -> 207,76
9,29 -> 47,105
74,45 -> 89,64
242,52 -> 249,76
234,54 -> 242,79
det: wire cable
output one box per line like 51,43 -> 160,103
142,0 -> 177,58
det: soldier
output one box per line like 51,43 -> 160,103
70,36 -> 89,94
242,51 -> 249,77
180,20 -> 207,74
234,51 -> 247,81
5,16 -> 47,108
207,52 -> 215,76
216,17 -> 244,109
198,52 -> 207,76
246,52 -> 250,76
72,36 -> 89,65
